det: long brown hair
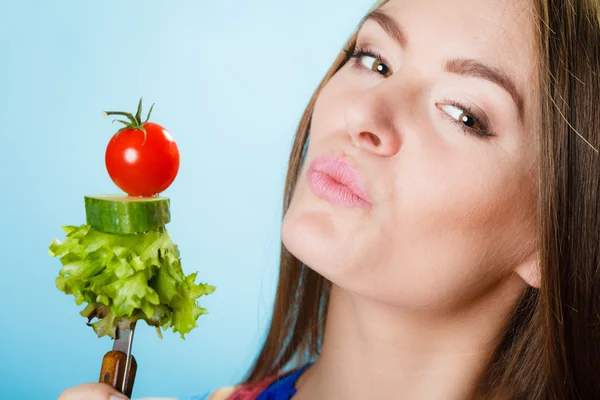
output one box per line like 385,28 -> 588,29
243,0 -> 600,398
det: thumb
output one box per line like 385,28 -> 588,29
57,382 -> 129,400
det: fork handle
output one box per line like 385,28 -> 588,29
99,350 -> 137,398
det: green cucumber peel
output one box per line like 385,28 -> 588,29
84,195 -> 171,234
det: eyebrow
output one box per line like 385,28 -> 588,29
445,59 -> 524,120
363,9 -> 408,48
362,9 -> 525,121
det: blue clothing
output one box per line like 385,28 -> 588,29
257,363 -> 312,400
186,363 -> 311,400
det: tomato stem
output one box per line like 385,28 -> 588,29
104,97 -> 155,145
104,111 -> 137,125
134,98 -> 143,124
145,103 -> 155,123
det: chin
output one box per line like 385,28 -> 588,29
282,203 -> 331,262
281,200 -> 361,285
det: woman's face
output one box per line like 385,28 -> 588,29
282,0 -> 540,310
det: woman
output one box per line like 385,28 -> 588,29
60,0 -> 600,399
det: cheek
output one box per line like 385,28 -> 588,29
370,154 -> 536,307
309,72 -> 355,140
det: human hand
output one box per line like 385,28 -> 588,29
57,382 -> 130,400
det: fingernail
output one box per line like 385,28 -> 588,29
109,395 -> 129,400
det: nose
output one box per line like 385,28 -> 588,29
345,85 -> 402,157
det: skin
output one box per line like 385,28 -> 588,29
281,0 -> 541,399
59,0 -> 541,399
57,382 -> 180,400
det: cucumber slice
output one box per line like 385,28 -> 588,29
84,195 -> 171,234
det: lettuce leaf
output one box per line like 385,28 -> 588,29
50,225 -> 215,339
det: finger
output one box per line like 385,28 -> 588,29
57,382 -> 129,400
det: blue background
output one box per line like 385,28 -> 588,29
0,1 -> 373,399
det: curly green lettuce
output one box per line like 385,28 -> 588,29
49,224 -> 215,339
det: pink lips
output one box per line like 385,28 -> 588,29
306,155 -> 371,207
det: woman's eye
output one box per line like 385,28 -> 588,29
439,104 -> 491,137
358,55 -> 392,78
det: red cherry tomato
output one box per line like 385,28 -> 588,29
105,122 -> 180,197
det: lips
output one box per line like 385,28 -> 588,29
306,154 -> 371,207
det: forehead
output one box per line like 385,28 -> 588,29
370,0 -> 538,89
